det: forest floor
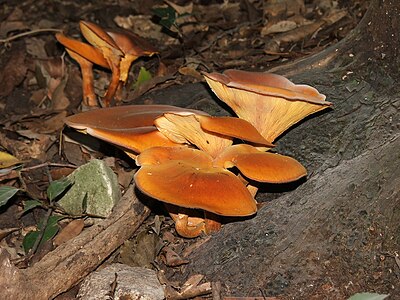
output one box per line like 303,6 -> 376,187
2,0 -> 390,299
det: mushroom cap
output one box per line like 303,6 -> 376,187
65,105 -> 207,153
135,146 -> 257,216
105,29 -> 158,83
196,115 -> 274,147
106,29 -> 158,57
204,69 -> 332,142
55,33 -> 109,68
83,126 -> 179,153
205,69 -> 327,103
214,144 -> 307,183
65,104 -> 206,130
79,21 -> 122,55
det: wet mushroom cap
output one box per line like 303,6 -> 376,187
55,33 -> 109,68
65,104 -> 207,130
195,115 -> 274,147
214,144 -> 307,183
135,146 -> 258,216
84,126 -> 180,153
79,21 -> 123,56
65,105 -> 208,153
106,29 -> 158,82
204,69 -> 328,104
106,29 -> 158,57
203,69 -> 332,142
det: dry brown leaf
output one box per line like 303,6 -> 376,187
25,37 -> 48,59
164,0 -> 193,15
0,48 -> 27,98
118,230 -> 163,268
0,21 -> 29,38
39,111 -> 68,133
165,274 -> 212,300
53,219 -> 85,247
178,66 -> 203,80
163,247 -> 189,267
261,20 -> 297,36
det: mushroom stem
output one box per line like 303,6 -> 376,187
102,62 -> 121,107
203,211 -> 222,234
80,61 -> 97,107
246,184 -> 259,198
175,214 -> 206,239
65,49 -> 97,107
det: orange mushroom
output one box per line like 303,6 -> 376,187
134,146 -> 258,237
56,33 -> 109,107
133,112 -> 306,237
134,143 -> 307,237
79,21 -> 124,106
105,29 -> 158,84
64,104 -> 206,156
203,69 -> 332,142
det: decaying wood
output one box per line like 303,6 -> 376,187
0,185 -> 150,299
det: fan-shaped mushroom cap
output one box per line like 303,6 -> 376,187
204,69 -> 332,142
83,127 -> 180,154
65,105 -> 207,153
65,104 -> 206,130
56,33 -> 109,68
106,29 -> 158,83
135,146 -> 257,216
79,21 -> 123,58
214,144 -> 307,183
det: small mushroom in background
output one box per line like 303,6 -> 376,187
79,21 -> 124,107
105,28 -> 158,84
55,33 -> 109,107
203,69 -> 332,142
57,21 -> 158,107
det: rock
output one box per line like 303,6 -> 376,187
78,264 -> 165,300
58,159 -> 121,217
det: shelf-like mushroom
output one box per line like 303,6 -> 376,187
134,146 -> 258,237
204,69 -> 332,142
65,104 -> 205,156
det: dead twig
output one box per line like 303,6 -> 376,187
0,28 -> 63,44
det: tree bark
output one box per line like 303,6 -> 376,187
167,0 -> 400,298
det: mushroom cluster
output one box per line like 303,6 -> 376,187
56,21 -> 157,107
65,69 -> 332,238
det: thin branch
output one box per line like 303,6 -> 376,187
0,28 -> 63,44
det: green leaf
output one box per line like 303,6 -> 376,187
47,178 -> 72,201
0,186 -> 19,208
152,6 -> 177,30
41,215 -> 63,241
348,293 -> 389,300
133,67 -> 152,90
23,215 -> 64,253
23,230 -> 40,253
23,199 -> 44,213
